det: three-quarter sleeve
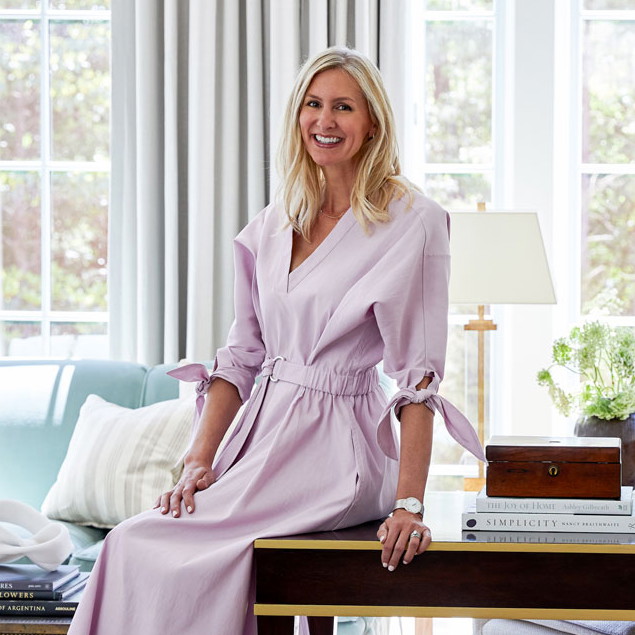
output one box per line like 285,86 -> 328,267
374,202 -> 485,462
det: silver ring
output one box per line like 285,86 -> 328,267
410,530 -> 422,540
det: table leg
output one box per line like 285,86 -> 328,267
308,616 -> 335,635
257,615 -> 295,634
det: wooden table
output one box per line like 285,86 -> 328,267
0,617 -> 71,634
254,492 -> 635,634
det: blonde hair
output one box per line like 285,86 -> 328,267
277,46 -> 412,239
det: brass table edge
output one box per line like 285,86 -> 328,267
254,538 -> 635,554
254,604 -> 635,620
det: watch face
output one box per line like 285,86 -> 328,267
405,497 -> 421,513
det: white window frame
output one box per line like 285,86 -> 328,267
0,4 -> 110,358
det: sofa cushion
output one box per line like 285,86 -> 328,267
69,539 -> 105,572
0,360 -> 155,509
41,395 -> 194,528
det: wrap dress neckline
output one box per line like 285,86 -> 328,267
286,207 -> 355,291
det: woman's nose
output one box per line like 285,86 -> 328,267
317,109 -> 336,129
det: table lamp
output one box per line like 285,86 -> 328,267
449,204 -> 557,490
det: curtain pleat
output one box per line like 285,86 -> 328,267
109,0 -> 407,365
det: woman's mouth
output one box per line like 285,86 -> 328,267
313,134 -> 343,146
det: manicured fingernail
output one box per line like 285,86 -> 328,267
403,560 -> 409,565
172,510 -> 178,517
388,565 -> 395,572
160,507 -> 166,513
187,506 -> 193,514
379,535 -> 385,543
382,562 -> 388,568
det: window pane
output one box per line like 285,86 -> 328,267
51,171 -> 108,311
0,1 -> 40,8
424,173 -> 491,208
50,20 -> 110,161
581,174 -> 635,316
584,0 -> 635,8
582,20 -> 635,164
0,321 -> 40,356
1,171 -> 41,310
0,20 -> 40,160
425,20 -> 492,163
51,321 -> 107,358
426,0 -> 493,10
49,0 -> 110,8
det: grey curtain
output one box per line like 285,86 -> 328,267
109,0 -> 407,365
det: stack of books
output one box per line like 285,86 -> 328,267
0,564 -> 88,619
462,486 -> 635,543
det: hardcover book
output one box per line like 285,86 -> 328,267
0,564 -> 80,592
0,585 -> 85,617
462,530 -> 635,545
462,503 -> 635,533
475,486 -> 633,515
0,573 -> 89,602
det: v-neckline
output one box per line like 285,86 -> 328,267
286,208 -> 355,292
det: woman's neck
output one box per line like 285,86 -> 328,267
321,166 -> 356,214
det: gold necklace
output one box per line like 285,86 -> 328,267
319,207 -> 347,220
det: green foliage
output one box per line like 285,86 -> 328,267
537,321 -> 635,421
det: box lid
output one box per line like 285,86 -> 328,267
486,435 -> 621,463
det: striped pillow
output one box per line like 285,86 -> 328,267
42,395 -> 194,528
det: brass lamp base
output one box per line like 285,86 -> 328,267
463,476 -> 486,492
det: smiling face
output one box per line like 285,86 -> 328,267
298,68 -> 376,175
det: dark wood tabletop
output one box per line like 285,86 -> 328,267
254,492 -> 635,634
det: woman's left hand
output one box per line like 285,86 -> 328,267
377,509 -> 431,571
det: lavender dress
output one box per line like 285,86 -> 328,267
68,191 -> 484,635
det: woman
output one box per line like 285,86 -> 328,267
68,46 -> 484,635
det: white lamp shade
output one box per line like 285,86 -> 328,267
449,211 -> 557,305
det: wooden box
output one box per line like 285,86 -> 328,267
485,435 -> 622,499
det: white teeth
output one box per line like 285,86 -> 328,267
315,134 -> 341,144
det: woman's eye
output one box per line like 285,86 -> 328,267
306,100 -> 320,108
336,103 -> 352,111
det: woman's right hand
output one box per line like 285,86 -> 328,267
154,458 -> 216,518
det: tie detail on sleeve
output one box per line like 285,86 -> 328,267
166,363 -> 213,417
377,385 -> 486,463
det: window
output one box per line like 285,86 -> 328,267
578,1 -> 635,318
405,0 -> 635,489
0,0 -> 110,357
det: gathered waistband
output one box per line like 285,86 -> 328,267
260,356 -> 378,397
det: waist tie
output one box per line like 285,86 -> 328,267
167,358 -> 379,478
260,356 -> 378,396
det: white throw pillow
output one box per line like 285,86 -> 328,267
42,395 -> 195,528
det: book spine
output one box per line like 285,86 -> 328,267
0,590 -> 61,601
0,601 -> 78,617
462,530 -> 635,544
462,511 -> 635,533
475,495 -> 632,515
0,583 -> 53,592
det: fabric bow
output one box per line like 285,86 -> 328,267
377,386 -> 486,463
167,363 -> 213,416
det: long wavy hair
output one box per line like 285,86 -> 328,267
277,46 -> 412,239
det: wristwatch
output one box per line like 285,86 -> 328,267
393,497 -> 424,516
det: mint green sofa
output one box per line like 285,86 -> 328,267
0,359 -> 179,510
0,358 -> 180,569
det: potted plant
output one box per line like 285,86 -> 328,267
537,321 -> 635,485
